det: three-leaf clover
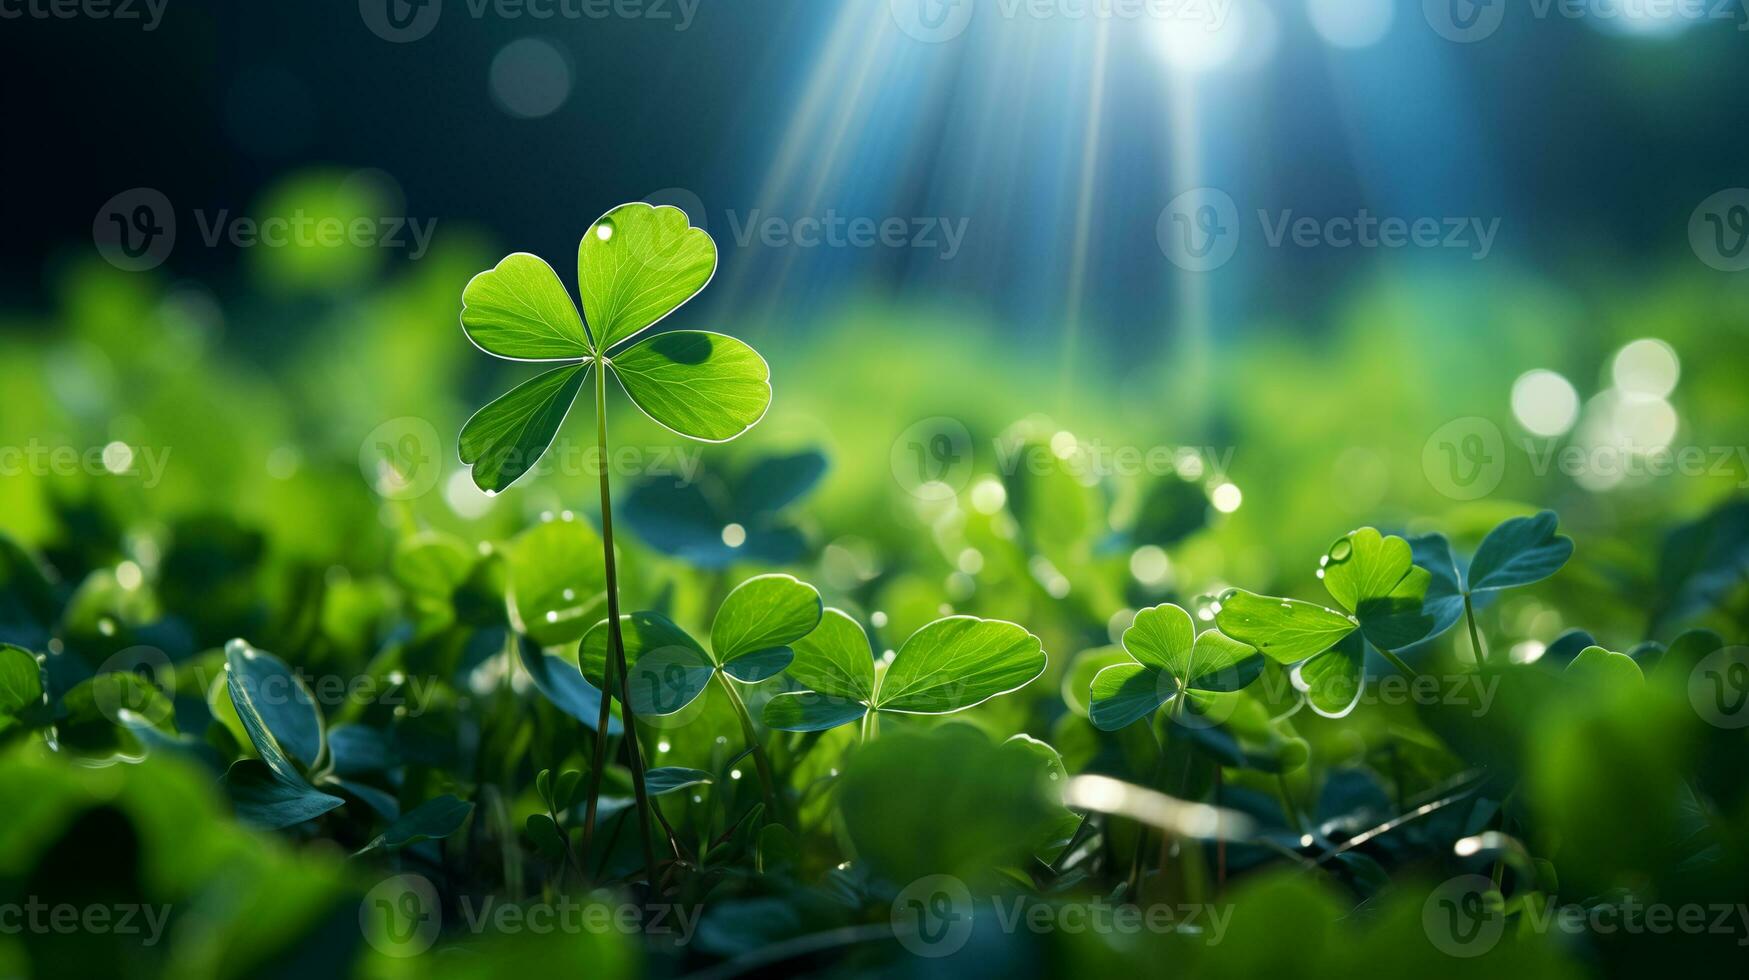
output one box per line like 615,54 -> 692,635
1216,527 -> 1432,718
1087,603 -> 1262,732
761,610 -> 1047,734
459,203 -> 771,492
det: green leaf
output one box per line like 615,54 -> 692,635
391,531 -> 475,599
1123,605 -> 1261,692
644,766 -> 713,795
711,574 -> 822,681
1119,603 -> 1196,673
1215,590 -> 1358,664
1566,645 -> 1644,689
578,612 -> 714,716
506,515 -> 608,646
0,644 -> 44,722
761,691 -> 869,732
577,202 -> 717,351
611,331 -> 771,442
1088,663 -> 1171,732
874,616 -> 1047,714
354,794 -> 474,855
556,770 -> 584,809
515,635 -> 623,734
52,673 -> 173,761
837,726 -> 1065,882
223,759 -> 345,830
1468,510 -> 1574,593
1321,527 -> 1434,651
462,252 -> 593,359
1292,631 -> 1367,719
782,607 -> 877,703
225,639 -> 324,776
1321,527 -> 1414,612
1062,646 -> 1132,718
459,362 -> 590,493
525,812 -> 566,859
1356,564 -> 1434,652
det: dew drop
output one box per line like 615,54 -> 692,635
1217,587 -> 1240,604
595,218 -> 615,241
1327,537 -> 1353,562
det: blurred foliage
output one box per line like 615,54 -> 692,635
2,171 -> 1749,976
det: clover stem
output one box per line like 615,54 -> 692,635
715,671 -> 784,824
592,355 -> 662,888
1377,647 -> 1418,679
578,653 -> 616,866
1278,773 -> 1306,837
859,709 -> 880,742
1463,593 -> 1489,666
1127,707 -> 1173,898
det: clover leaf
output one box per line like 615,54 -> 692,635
763,610 -> 1047,733
458,203 -> 771,493
0,643 -> 45,732
1216,527 -> 1432,718
1565,645 -> 1644,689
220,640 -> 344,828
504,513 -> 607,647
1410,510 -> 1573,662
575,574 -> 824,716
1087,603 -> 1262,732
